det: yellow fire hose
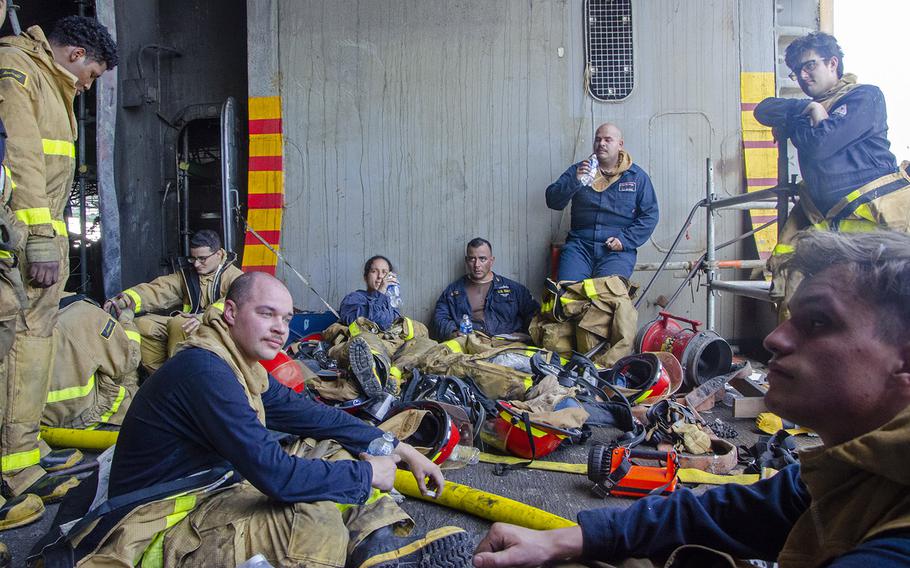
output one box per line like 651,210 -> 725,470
41,427 -> 119,451
394,470 -> 576,530
477,452 -> 761,486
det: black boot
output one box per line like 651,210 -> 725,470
348,526 -> 473,568
349,337 -> 383,399
40,448 -> 84,473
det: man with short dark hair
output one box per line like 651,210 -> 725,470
433,238 -> 539,340
104,229 -> 242,372
474,230 -> 910,568
754,32 -> 910,314
40,272 -> 473,567
0,14 -> 116,506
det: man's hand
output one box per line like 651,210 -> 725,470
176,313 -> 202,335
360,452 -> 401,492
575,161 -> 593,183
605,237 -> 624,251
803,101 -> 829,127
28,260 -> 59,287
103,293 -> 135,318
473,524 -> 584,568
394,442 -> 444,498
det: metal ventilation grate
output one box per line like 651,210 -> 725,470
584,0 -> 634,101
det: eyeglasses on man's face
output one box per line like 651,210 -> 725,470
186,251 -> 218,265
789,58 -> 827,81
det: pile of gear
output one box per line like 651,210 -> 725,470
259,309 -> 756,497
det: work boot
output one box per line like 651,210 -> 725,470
0,541 -> 10,568
348,525 -> 473,568
349,337 -> 383,399
0,493 -> 44,531
23,474 -> 80,504
40,448 -> 84,473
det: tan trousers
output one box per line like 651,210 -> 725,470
134,314 -> 192,372
86,439 -> 413,568
2,236 -> 68,494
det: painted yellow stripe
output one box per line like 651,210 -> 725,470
15,207 -> 52,226
248,170 -> 284,194
242,243 -> 279,266
1,448 -> 40,472
47,373 -> 96,403
125,330 -> 141,344
742,129 -> 774,142
743,148 -> 778,178
42,139 -> 75,158
249,133 -> 283,157
246,208 -> 283,230
248,96 -> 282,120
740,72 -> 776,102
124,289 -> 142,313
740,112 -> 768,132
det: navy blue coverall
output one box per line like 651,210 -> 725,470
432,274 -> 539,340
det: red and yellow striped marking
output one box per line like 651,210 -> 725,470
740,72 -> 778,261
243,96 -> 284,275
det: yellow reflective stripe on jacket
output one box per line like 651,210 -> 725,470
87,386 -> 127,430
3,165 -> 14,189
389,366 -> 402,380
124,289 -> 142,313
51,219 -> 67,237
182,303 -> 191,313
402,317 -> 415,340
47,373 -> 96,403
15,207 -> 52,226
523,376 -> 534,391
41,138 -> 76,158
582,279 -> 598,299
771,243 -> 795,256
125,330 -> 141,344
541,296 -> 554,313
0,250 -> 12,259
349,322 -> 361,337
211,301 -> 224,312
1,447 -> 41,472
442,339 -> 463,353
837,219 -> 878,233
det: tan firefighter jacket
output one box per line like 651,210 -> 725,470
42,297 -> 141,429
122,252 -> 242,315
0,26 -> 77,262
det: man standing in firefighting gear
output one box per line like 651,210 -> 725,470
0,15 -> 116,507
104,229 -> 242,372
754,32 -> 910,314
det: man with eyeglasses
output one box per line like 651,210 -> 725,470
432,237 -> 539,340
754,32 -> 910,316
104,229 -> 242,373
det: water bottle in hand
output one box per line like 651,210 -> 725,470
459,314 -> 474,335
578,154 -> 599,186
386,273 -> 401,308
366,431 -> 396,456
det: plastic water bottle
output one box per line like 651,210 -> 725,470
578,154 -> 599,186
386,273 -> 401,308
237,554 -> 274,568
366,431 -> 396,456
446,444 -> 480,466
459,314 -> 474,335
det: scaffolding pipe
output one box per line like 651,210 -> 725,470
634,259 -> 765,272
705,158 -> 716,330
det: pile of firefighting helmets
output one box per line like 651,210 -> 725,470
480,400 -> 583,460
603,352 -> 683,405
383,400 -> 474,465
